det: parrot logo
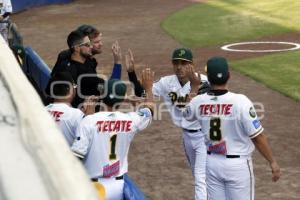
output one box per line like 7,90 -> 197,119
178,50 -> 185,56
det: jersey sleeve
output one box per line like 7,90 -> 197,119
3,0 -> 12,13
183,96 -> 199,122
128,107 -> 152,134
71,118 -> 93,159
110,63 -> 122,79
239,95 -> 264,139
200,74 -> 208,83
152,78 -> 164,97
73,110 -> 85,138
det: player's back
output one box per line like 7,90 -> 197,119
46,103 -> 84,146
73,109 -> 152,179
189,91 -> 263,156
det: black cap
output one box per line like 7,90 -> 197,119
207,56 -> 229,85
103,79 -> 127,106
172,48 -> 193,62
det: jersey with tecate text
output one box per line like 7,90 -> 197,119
153,74 -> 208,129
71,108 -> 152,179
184,91 -> 263,156
46,103 -> 84,146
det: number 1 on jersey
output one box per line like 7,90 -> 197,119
109,134 -> 117,160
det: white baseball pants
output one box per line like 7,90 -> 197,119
98,177 -> 124,200
183,130 -> 207,200
206,154 -> 254,200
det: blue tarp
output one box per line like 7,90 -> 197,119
11,0 -> 72,13
124,174 -> 148,200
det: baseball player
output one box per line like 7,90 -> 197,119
71,69 -> 154,200
0,0 -> 12,43
152,48 -> 208,200
46,72 -> 97,146
184,56 -> 281,200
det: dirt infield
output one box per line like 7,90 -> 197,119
12,0 -> 300,199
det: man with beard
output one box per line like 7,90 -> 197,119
48,25 -> 122,108
48,30 -> 100,108
53,25 -> 122,80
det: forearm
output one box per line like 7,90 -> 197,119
252,133 -> 276,164
110,63 -> 122,79
189,83 -> 200,100
128,71 -> 144,97
142,86 -> 154,114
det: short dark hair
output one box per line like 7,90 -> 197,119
103,79 -> 127,107
67,30 -> 86,52
77,24 -> 100,40
49,72 -> 75,97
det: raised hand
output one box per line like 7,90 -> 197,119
186,64 -> 201,98
125,49 -> 135,72
112,40 -> 122,64
186,64 -> 201,86
81,95 -> 98,115
141,68 -> 154,93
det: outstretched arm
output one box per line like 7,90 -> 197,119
125,49 -> 144,96
252,133 -> 281,182
140,68 -> 155,114
110,41 -> 122,79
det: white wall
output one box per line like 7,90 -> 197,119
0,36 -> 99,200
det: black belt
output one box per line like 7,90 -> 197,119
207,151 -> 240,158
183,128 -> 202,133
91,175 -> 124,182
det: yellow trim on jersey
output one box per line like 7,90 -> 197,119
92,182 -> 106,200
249,127 -> 264,139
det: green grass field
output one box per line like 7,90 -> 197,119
162,0 -> 300,101
162,0 -> 300,47
231,51 -> 300,101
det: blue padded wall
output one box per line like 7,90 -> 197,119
25,47 -> 51,92
12,0 -> 72,13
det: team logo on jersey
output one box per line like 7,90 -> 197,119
103,161 -> 120,178
168,92 -> 188,108
210,96 -> 218,101
108,113 -> 115,117
249,107 -> 256,118
207,140 -> 227,155
252,119 -> 261,129
138,109 -> 151,117
183,105 -> 192,119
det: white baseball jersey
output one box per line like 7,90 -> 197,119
71,108 -> 152,179
46,103 -> 84,146
184,91 -> 264,156
153,74 -> 208,130
0,0 -> 12,19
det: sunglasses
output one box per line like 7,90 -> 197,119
76,41 -> 92,48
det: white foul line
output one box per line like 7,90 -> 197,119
221,41 -> 300,53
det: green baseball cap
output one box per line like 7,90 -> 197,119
207,56 -> 229,85
103,79 -> 127,106
172,48 -> 193,62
